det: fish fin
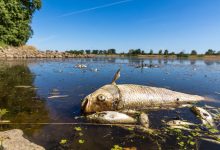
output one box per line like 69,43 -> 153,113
111,69 -> 120,84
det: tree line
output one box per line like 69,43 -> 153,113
65,48 -> 220,56
65,49 -> 116,55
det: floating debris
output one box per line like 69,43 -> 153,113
48,95 -> 69,99
15,85 -> 32,88
136,64 -> 159,69
90,68 -> 98,72
50,88 -> 60,96
214,92 -> 220,95
204,105 -> 216,109
75,64 -> 87,68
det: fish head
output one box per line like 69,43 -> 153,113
81,84 -> 120,113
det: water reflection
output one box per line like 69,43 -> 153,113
0,62 -> 49,136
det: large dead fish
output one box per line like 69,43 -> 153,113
82,69 -> 204,113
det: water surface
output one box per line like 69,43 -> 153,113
0,58 -> 220,149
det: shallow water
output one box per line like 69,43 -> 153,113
0,58 -> 220,150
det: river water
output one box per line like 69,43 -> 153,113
0,58 -> 220,150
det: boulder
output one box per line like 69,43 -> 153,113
0,129 -> 45,150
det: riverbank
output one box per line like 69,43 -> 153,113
1,46 -> 220,60
0,46 -> 93,58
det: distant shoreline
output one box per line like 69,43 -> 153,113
92,54 -> 220,60
1,46 -> 220,60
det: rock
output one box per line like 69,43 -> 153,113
0,129 -> 45,150
0,46 -> 93,58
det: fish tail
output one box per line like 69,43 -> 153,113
202,96 -> 219,103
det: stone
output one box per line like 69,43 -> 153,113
0,129 -> 45,150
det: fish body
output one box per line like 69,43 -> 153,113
166,120 -> 196,127
191,106 -> 215,127
139,112 -> 149,128
86,111 -> 136,124
82,84 -> 204,113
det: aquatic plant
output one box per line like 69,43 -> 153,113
59,139 -> 68,145
111,145 -> 123,150
0,109 -> 8,120
74,127 -> 82,131
78,139 -> 85,144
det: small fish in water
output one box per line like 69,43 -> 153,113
166,120 -> 196,127
82,69 -> 204,113
86,111 -> 137,124
191,106 -> 215,127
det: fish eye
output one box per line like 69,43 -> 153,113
97,94 -> 106,101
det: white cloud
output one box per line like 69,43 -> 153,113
59,0 -> 133,17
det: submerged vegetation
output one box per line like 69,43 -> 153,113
0,63 -> 49,135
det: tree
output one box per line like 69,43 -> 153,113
164,49 -> 169,55
149,49 -> 153,55
191,50 -> 197,55
170,52 -> 175,55
107,49 -> 116,54
92,50 -> 99,54
0,0 -> 42,46
217,51 -> 220,55
128,49 -> 142,55
158,49 -> 163,55
85,50 -> 91,54
205,49 -> 215,55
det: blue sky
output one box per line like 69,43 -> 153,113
28,0 -> 220,53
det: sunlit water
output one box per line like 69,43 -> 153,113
0,58 -> 220,150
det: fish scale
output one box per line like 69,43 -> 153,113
117,84 -> 204,109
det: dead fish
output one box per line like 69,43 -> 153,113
15,85 -> 32,88
204,105 -> 216,109
75,64 -> 87,68
214,92 -> 220,95
139,112 -> 149,128
166,120 -> 196,127
86,111 -> 137,124
48,95 -> 69,99
82,70 -> 204,113
191,106 -> 215,127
